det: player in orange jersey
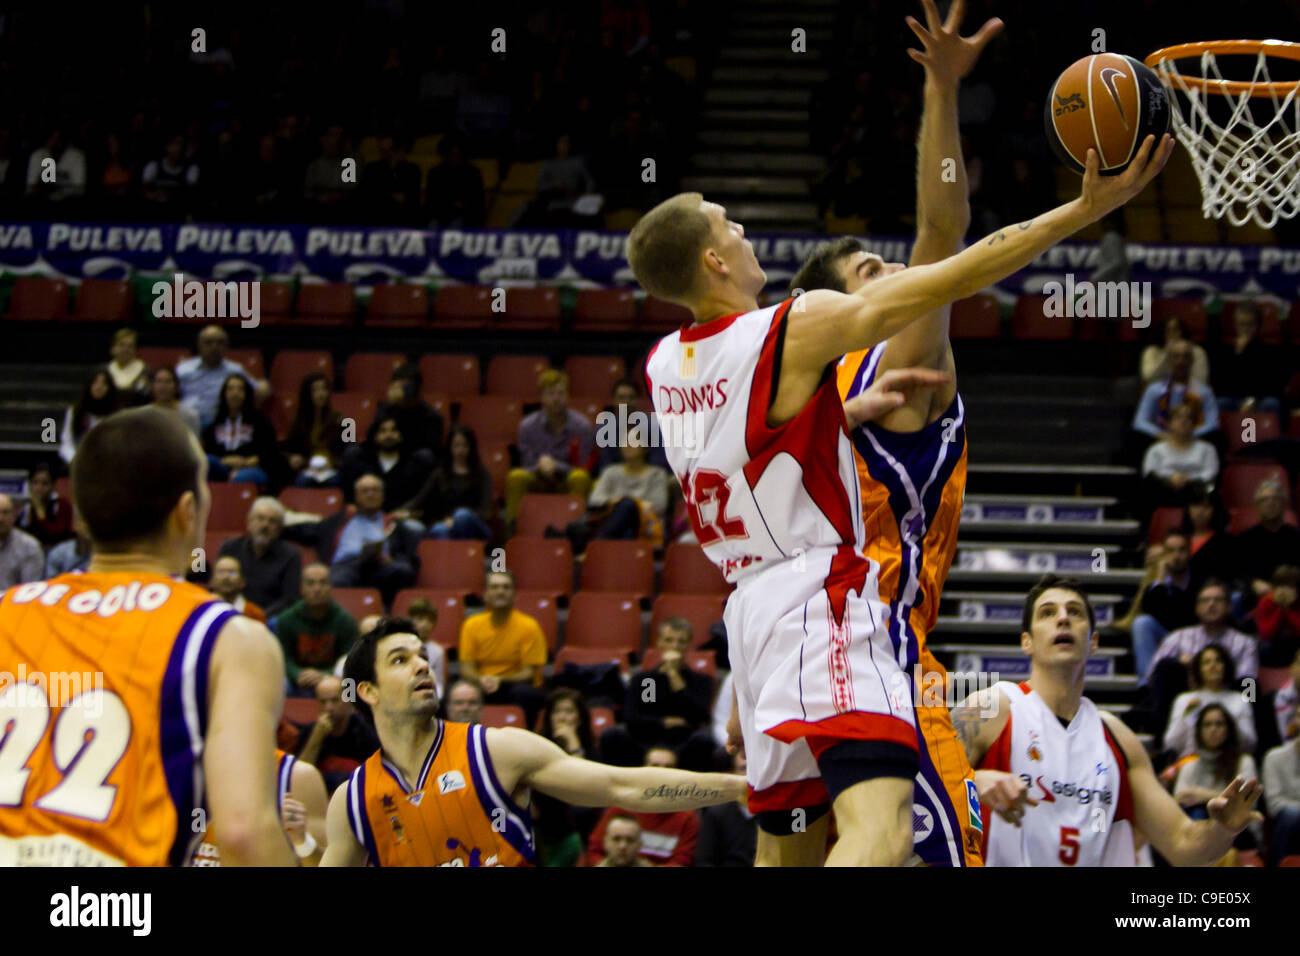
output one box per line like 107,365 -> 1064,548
320,619 -> 745,866
0,406 -> 295,866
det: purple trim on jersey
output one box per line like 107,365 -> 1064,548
466,725 -> 537,863
277,753 -> 296,812
379,720 -> 444,794
353,763 -> 383,866
161,601 -> 234,867
912,729 -> 966,867
846,343 -> 886,399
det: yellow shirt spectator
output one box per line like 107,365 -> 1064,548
459,608 -> 547,687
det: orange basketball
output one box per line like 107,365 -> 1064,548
1045,52 -> 1169,175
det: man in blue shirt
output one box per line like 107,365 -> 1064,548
310,473 -> 419,609
175,325 -> 269,427
1132,340 -> 1219,439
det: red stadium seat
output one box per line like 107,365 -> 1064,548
207,482 -> 258,533
202,532 -> 232,569
1227,506 -> 1298,536
1010,295 -> 1073,340
1148,507 -> 1185,544
481,440 -> 511,500
391,589 -> 465,650
494,287 -> 561,331
433,285 -> 494,329
420,353 -> 481,397
649,593 -> 727,648
7,276 -> 68,320
573,289 -> 636,332
416,540 -> 485,595
367,283 -> 429,328
481,705 -> 527,729
270,350 -> 334,395
1152,299 -> 1209,342
54,476 -> 71,501
279,486 -> 343,516
589,706 -> 616,735
949,294 -> 1002,339
282,697 -> 321,726
642,296 -> 692,333
137,346 -> 191,370
579,540 -> 654,600
1289,301 -> 1300,344
640,649 -> 717,682
1221,411 -> 1281,454
1219,301 -> 1284,345
288,541 -> 317,566
457,395 -> 523,443
1258,667 -> 1291,694
255,281 -> 293,326
486,355 -> 551,399
516,494 -> 585,539
570,395 -> 605,427
1220,462 -> 1290,510
504,537 -> 574,598
565,356 -> 627,398
554,646 -> 633,676
1280,856 -> 1300,867
269,393 -> 297,441
226,348 -> 265,380
662,542 -> 729,594
565,592 -> 643,650
295,282 -> 355,326
331,392 -> 378,437
513,590 -> 560,653
73,279 -> 131,322
344,352 -> 408,394
333,587 -> 383,620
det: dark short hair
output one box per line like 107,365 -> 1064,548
1191,643 -> 1236,689
342,616 -> 421,727
72,406 -> 202,550
606,813 -> 641,833
1021,574 -> 1097,634
1162,526 -> 1189,545
485,568 -> 515,587
789,236 -> 864,296
1198,578 -> 1230,599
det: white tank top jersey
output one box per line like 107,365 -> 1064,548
644,299 -> 867,583
980,681 -> 1137,866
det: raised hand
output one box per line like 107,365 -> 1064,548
1079,134 -> 1176,220
905,0 -> 1004,88
1206,776 -> 1264,834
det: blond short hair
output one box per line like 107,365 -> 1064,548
626,192 -> 713,304
538,368 -> 568,392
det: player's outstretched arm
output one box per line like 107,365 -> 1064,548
205,616 -> 299,866
319,785 -> 368,867
1101,712 -> 1264,866
489,727 -> 745,810
785,134 -> 1175,373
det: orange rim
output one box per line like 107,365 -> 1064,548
1145,40 -> 1300,97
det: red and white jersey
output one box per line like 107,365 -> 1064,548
645,300 -> 866,583
980,681 -> 1137,867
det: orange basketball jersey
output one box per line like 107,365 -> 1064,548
191,749 -> 296,866
0,572 -> 238,867
345,720 -> 535,867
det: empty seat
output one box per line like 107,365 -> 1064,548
226,348 -> 265,380
208,482 -> 258,533
344,352 -> 408,393
282,697 -> 321,725
331,392 -> 378,437
481,705 -> 527,729
256,281 -> 293,325
73,279 -> 131,322
1220,462 -> 1290,510
332,587 -> 383,620
516,494 -> 585,539
495,287 -> 561,331
457,395 -> 523,443
554,646 -> 632,675
269,393 -> 297,440
202,531 -> 232,570
295,282 -> 355,326
949,294 -> 1001,339
391,589 -> 465,650
420,353 -> 481,397
367,283 -> 429,328
415,540 -> 485,595
579,540 -> 654,599
270,350 -> 334,395
8,276 -> 68,320
505,537 -> 574,598
486,355 -> 551,399
565,356 -> 627,398
481,440 -> 512,500
573,289 -> 636,332
1221,411 -> 1281,454
433,285 -> 494,329
279,486 -> 343,516
662,542 -> 729,594
589,706 -> 616,734
642,296 -> 692,332
570,395 -> 605,427
649,593 -> 727,648
565,592 -> 643,650
138,346 -> 191,370
1010,295 -> 1073,340
1148,507 -> 1185,545
513,590 -> 560,653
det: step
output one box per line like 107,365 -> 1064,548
681,175 -> 811,198
953,541 -> 1132,574
713,65 -> 830,84
945,567 -> 1145,587
731,27 -> 834,43
699,108 -> 811,127
733,9 -> 834,26
703,87 -> 812,107
929,641 -> 1126,658
705,201 -> 821,229
930,618 -> 1127,637
689,152 -> 826,174
967,442 -> 1120,467
718,47 -> 829,64
944,590 -> 1124,626
696,128 -> 811,150
963,495 -> 1115,527
957,517 -> 1139,536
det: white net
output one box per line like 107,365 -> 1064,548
1152,44 -> 1300,228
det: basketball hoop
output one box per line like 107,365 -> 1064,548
1145,40 -> 1300,228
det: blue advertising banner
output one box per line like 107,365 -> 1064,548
0,222 -> 1297,302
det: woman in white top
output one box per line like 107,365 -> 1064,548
1141,401 -> 1219,512
1173,704 -> 1262,848
59,368 -> 118,464
1164,644 -> 1256,757
106,328 -> 149,399
1141,316 -> 1210,387
147,365 -> 201,436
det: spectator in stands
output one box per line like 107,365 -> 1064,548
45,512 -> 91,577
60,368 -> 118,465
338,416 -> 435,512
176,325 -> 269,429
580,440 -> 670,549
423,136 -> 485,227
603,618 -> 717,772
1130,529 -> 1199,683
455,62 -> 512,158
208,554 -> 267,623
1213,304 -> 1283,414
1263,730 -> 1300,864
1276,648 -> 1300,741
1173,705 -> 1260,852
17,463 -> 72,550
1132,340 -> 1219,440
1140,403 -> 1219,514
1184,484 -> 1236,587
276,562 -> 361,696
202,374 -> 283,487
283,372 -> 346,487
1163,644 -> 1255,758
0,494 -> 44,587
595,378 -> 669,475
586,747 -> 700,867
533,688 -> 598,866
370,364 -> 444,460
148,365 -> 201,436
317,474 -> 420,607
361,135 -> 421,226
1114,540 -> 1165,637
444,678 -> 485,724
696,750 -> 757,867
595,815 -> 652,867
405,598 -> 447,698
140,133 -> 200,218
217,496 -> 301,616
417,44 -> 468,126
396,425 -> 493,540
1140,316 -> 1210,388
1235,478 -> 1300,603
106,329 -> 149,402
247,132 -> 294,222
1253,566 -> 1300,668
506,369 -> 595,524
26,127 -> 86,204
1090,211 -> 1130,283
296,674 -> 380,792
303,123 -> 358,222
521,133 -> 597,227
97,133 -> 133,210
458,570 -> 547,726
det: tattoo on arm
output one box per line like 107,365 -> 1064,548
985,231 -> 1007,246
1018,220 -> 1034,230
950,699 -> 988,762
642,784 -> 721,803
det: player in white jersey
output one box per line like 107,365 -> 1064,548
951,574 -> 1262,866
628,132 -> 1173,865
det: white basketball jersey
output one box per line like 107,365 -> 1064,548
644,300 -> 866,583
980,681 -> 1137,867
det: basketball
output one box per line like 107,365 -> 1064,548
1044,52 -> 1170,175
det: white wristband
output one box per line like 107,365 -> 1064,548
293,831 -> 317,859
